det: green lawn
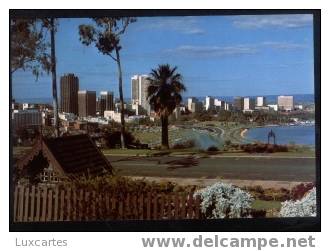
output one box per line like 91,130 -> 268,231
251,199 -> 282,211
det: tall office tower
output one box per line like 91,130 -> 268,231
277,95 -> 294,111
60,73 -> 79,115
233,96 -> 244,111
100,91 -> 114,116
78,90 -> 96,117
243,97 -> 255,111
187,97 -> 198,111
131,75 -> 140,105
131,75 -> 151,114
256,96 -> 266,107
205,96 -> 215,111
139,75 -> 151,113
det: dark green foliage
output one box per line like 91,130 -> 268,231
147,64 -> 186,149
62,175 -> 196,197
11,18 -> 53,78
103,130 -> 136,148
249,209 -> 267,218
207,146 -> 219,152
240,143 -> 289,153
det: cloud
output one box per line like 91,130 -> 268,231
143,16 -> 205,35
165,41 -> 307,58
262,41 -> 308,50
165,45 -> 258,57
232,14 -> 313,29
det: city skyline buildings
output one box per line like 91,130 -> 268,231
60,73 -> 79,115
12,15 -> 314,100
99,91 -> 115,115
78,90 -> 96,117
131,74 -> 151,114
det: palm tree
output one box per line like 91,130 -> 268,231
147,64 -> 186,149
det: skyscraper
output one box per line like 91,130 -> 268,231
100,91 -> 114,116
131,75 -> 151,114
131,75 -> 139,105
233,96 -> 244,111
205,96 -> 215,111
78,90 -> 96,117
278,95 -> 294,111
187,97 -> 198,111
60,73 -> 79,115
256,96 -> 266,107
243,97 -> 255,111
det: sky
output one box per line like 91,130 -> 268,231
12,14 -> 315,100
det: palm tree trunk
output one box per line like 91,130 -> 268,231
50,18 -> 59,137
115,46 -> 126,149
161,114 -> 169,149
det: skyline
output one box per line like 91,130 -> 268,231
12,14 -> 315,100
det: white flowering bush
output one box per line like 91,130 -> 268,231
280,187 -> 316,217
194,182 -> 254,219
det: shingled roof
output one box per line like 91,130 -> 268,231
16,134 -> 113,179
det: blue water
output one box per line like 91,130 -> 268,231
245,125 -> 315,146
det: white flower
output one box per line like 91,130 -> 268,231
194,182 -> 254,219
280,187 -> 317,217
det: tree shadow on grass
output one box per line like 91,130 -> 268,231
165,156 -> 199,170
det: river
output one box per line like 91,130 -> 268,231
245,125 -> 315,146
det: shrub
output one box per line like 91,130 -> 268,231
63,175 -> 196,197
224,140 -> 232,146
172,139 -> 195,149
103,130 -> 136,148
290,182 -> 314,200
194,182 -> 254,219
244,186 -> 290,201
240,143 -> 289,153
250,209 -> 267,218
279,187 -> 316,217
207,146 -> 219,152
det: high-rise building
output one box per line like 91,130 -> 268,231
278,95 -> 294,111
78,90 -> 96,117
12,110 -> 42,130
205,96 -> 215,111
187,97 -> 198,111
243,97 -> 255,111
100,91 -> 114,116
131,75 -> 151,114
191,101 -> 203,113
233,96 -> 244,111
256,96 -> 266,107
131,75 -> 139,105
60,73 -> 79,115
214,99 -> 226,110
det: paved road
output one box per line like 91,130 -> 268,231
107,155 -> 316,182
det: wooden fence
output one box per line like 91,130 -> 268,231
13,185 -> 202,222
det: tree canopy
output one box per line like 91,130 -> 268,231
10,18 -> 53,78
147,64 -> 186,117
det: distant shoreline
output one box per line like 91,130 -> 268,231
240,128 -> 248,138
